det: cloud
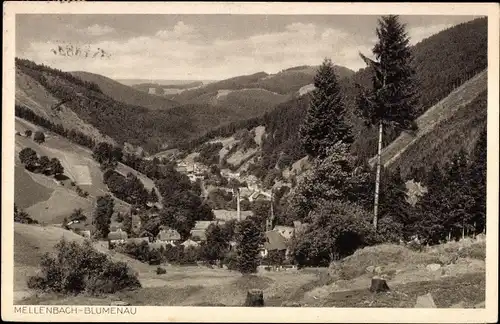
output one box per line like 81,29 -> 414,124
155,21 -> 199,40
80,24 -> 115,36
19,20 -> 452,80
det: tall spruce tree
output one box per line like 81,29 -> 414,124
299,58 -> 352,159
93,195 -> 114,239
357,15 -> 419,229
236,218 -> 264,274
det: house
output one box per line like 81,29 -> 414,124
189,220 -> 220,242
213,209 -> 253,222
126,237 -> 150,245
181,239 -> 199,248
260,230 -> 287,258
149,241 -> 175,250
66,221 -> 93,238
108,228 -> 128,244
293,221 -> 310,234
156,228 -> 181,245
273,225 -> 294,240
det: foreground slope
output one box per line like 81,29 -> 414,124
369,70 -> 487,176
71,71 -> 180,110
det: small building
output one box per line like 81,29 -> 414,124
126,237 -> 151,245
273,225 -> 294,240
213,209 -> 253,222
293,221 -> 310,234
181,239 -> 199,248
189,220 -> 226,242
149,241 -> 176,250
66,221 -> 93,238
156,228 -> 181,245
260,230 -> 287,258
108,228 -> 128,244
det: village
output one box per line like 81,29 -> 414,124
63,158 -> 306,270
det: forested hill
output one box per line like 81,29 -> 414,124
168,65 -> 354,105
180,17 -> 488,180
70,71 -> 180,111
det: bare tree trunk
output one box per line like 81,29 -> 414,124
373,121 -> 383,230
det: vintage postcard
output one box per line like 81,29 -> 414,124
2,1 -> 499,323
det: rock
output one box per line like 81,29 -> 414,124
369,276 -> 390,292
450,301 -> 466,308
415,293 -> 437,308
426,263 -> 442,272
366,266 -> 375,273
474,301 -> 485,308
374,266 -> 383,274
244,289 -> 264,307
110,301 -> 130,306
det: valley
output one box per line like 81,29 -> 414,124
10,14 -> 490,310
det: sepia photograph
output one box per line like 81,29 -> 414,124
2,2 -> 499,323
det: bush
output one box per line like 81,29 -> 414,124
156,267 -> 167,275
33,131 -> 45,144
27,239 -> 141,295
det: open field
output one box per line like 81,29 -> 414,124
14,166 -> 54,209
14,223 -> 486,307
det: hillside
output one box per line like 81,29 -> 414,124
16,60 -> 292,153
14,117 -> 158,224
179,18 -> 488,181
71,71 -> 180,110
369,70 -> 487,177
15,68 -> 114,145
169,65 -> 354,105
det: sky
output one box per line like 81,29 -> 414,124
16,14 -> 480,80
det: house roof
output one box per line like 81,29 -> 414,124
213,209 -> 253,221
181,239 -> 199,247
193,220 -> 225,231
67,221 -> 94,231
157,228 -> 181,241
263,230 -> 287,251
108,230 -> 128,241
190,229 -> 207,241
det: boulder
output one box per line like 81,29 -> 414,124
374,266 -> 383,274
244,289 -> 264,307
366,266 -> 375,274
426,263 -> 442,272
369,276 -> 390,292
415,293 -> 437,308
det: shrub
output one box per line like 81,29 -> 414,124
156,267 -> 167,275
27,239 -> 141,295
33,131 -> 45,144
25,129 -> 32,137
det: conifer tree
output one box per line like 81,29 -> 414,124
236,218 -> 264,274
469,128 -> 487,234
93,195 -> 114,239
357,15 -> 419,229
299,58 -> 352,159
